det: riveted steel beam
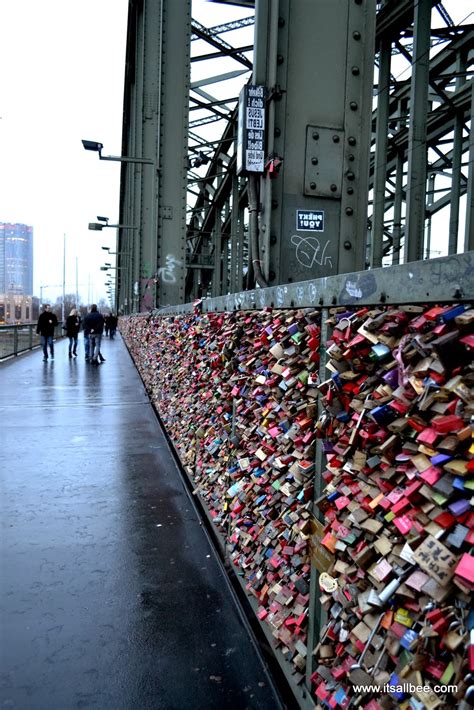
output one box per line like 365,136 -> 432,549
263,0 -> 376,287
119,0 -> 191,312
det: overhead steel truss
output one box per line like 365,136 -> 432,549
184,0 -> 473,302
117,1 -> 472,313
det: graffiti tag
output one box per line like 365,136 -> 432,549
291,235 -> 333,269
157,254 -> 183,284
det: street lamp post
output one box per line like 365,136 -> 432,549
102,247 -> 130,256
88,221 -> 138,232
82,140 -> 159,313
101,265 -> 120,312
81,140 -> 156,166
40,284 -> 63,307
88,218 -> 137,314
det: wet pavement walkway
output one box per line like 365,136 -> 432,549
0,334 -> 283,710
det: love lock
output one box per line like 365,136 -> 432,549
319,572 -> 338,594
264,154 -> 283,179
365,644 -> 387,679
458,685 -> 474,710
468,629 -> 474,673
348,613 -> 385,687
316,411 -> 329,432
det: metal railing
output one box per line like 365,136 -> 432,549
0,323 -> 65,361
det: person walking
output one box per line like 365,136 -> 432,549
83,306 -> 91,361
64,308 -> 81,358
36,304 -> 58,361
82,306 -> 104,362
83,304 -> 105,365
108,313 -> 118,339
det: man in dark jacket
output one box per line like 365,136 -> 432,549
108,314 -> 118,338
36,304 -> 59,361
83,304 -> 104,365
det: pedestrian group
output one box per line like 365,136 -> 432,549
36,304 -> 117,365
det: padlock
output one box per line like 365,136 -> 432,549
348,613 -> 385,685
469,630 -> 474,672
462,685 -> 474,706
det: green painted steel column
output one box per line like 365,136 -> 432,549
155,0 -> 191,307
230,177 -> 241,293
405,0 -> 431,263
464,82 -> 474,252
267,0 -> 376,287
391,150 -> 404,265
371,36 -> 391,268
119,0 -> 190,311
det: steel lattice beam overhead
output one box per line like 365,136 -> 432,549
186,0 -> 377,300
207,0 -> 255,7
184,2 -> 255,299
118,0 -> 473,312
191,16 -> 255,40
370,7 -> 473,266
191,20 -> 253,68
182,0 -> 473,303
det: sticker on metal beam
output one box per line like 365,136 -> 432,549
296,209 -> 325,232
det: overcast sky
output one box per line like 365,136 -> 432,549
0,0 -> 131,306
0,1 -> 470,306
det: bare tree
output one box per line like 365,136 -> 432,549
97,298 -> 110,314
52,294 -> 80,321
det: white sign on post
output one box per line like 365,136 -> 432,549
237,85 -> 266,175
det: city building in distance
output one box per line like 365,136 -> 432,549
0,222 -> 34,322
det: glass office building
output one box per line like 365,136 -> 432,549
0,223 -> 34,295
